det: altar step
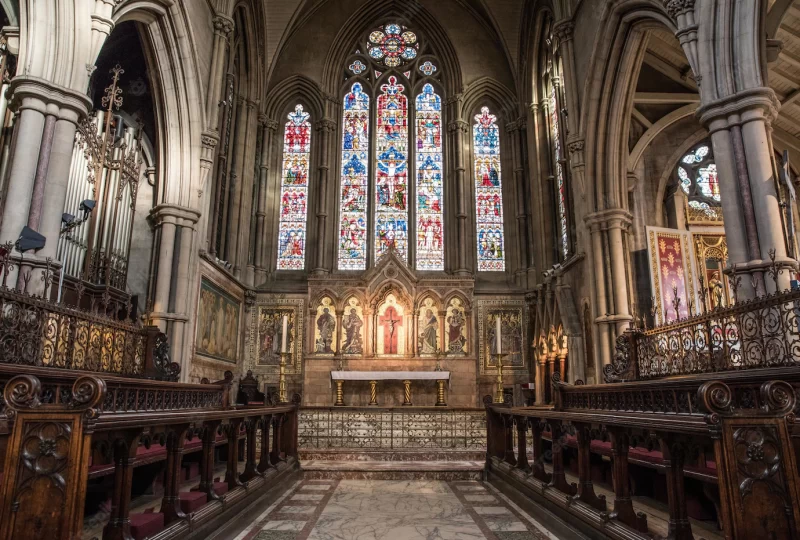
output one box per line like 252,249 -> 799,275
300,459 -> 484,480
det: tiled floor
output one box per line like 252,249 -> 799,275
234,480 -> 559,540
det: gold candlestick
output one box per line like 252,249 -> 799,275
279,351 -> 289,403
435,379 -> 447,407
369,380 -> 378,405
334,379 -> 345,406
493,353 -> 506,404
402,380 -> 413,406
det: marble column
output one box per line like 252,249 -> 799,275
313,118 -> 336,274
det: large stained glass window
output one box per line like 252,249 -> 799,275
474,107 -> 505,271
368,23 -> 418,68
276,104 -> 311,270
338,83 -> 370,270
415,84 -> 443,270
374,76 -> 409,262
550,86 -> 569,259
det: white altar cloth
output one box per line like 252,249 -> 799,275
330,371 -> 450,381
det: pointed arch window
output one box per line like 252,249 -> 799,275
335,23 -> 451,272
276,105 -> 311,270
474,107 -> 505,271
338,83 -> 370,270
415,83 -> 443,270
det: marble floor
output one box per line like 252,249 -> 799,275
233,479 -> 561,540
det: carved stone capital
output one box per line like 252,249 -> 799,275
447,120 -> 469,134
445,93 -> 464,107
662,0 -> 695,20
567,139 -> 584,154
212,15 -> 234,38
201,133 -> 219,150
315,118 -> 337,133
553,21 -> 575,43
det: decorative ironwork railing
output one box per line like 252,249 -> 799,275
298,407 -> 486,450
605,256 -> 800,382
0,245 -> 177,381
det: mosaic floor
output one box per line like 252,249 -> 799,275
233,479 -> 560,540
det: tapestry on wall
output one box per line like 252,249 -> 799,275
646,226 -> 697,324
477,298 -> 526,373
248,298 -> 304,375
195,277 -> 241,364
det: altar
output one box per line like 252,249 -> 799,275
331,370 -> 450,407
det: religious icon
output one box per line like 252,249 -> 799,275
418,298 -> 439,354
341,297 -> 364,355
314,298 -> 336,355
258,308 -> 294,365
488,309 -> 523,367
196,278 -> 240,363
445,298 -> 467,354
377,293 -> 405,355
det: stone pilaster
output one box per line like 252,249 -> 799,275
313,118 -> 337,274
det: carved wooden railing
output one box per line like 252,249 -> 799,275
0,373 -> 300,540
486,371 -> 800,540
605,285 -> 800,382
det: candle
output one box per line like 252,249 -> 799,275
495,315 -> 502,355
281,314 -> 289,353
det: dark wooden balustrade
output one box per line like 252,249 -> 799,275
485,370 -> 800,540
0,372 -> 300,540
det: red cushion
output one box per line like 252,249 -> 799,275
214,481 -> 229,496
179,491 -> 208,513
129,512 -> 165,540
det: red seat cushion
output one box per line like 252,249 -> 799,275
129,512 -> 165,540
179,491 -> 208,514
214,481 -> 229,496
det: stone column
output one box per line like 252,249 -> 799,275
255,117 -> 277,281
585,217 -> 611,376
606,210 -> 633,335
313,118 -> 336,274
150,205 -> 200,373
206,15 -> 234,132
0,78 -> 91,289
507,119 -> 531,285
448,115 -> 469,275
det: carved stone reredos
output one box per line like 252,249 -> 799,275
307,250 -> 475,313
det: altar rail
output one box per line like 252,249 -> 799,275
605,284 -> 800,382
299,407 -> 486,451
0,372 -> 300,540
486,369 -> 800,539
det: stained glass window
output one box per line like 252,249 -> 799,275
338,83 -> 370,270
374,76 -> 409,262
678,144 -> 722,222
276,105 -> 311,270
550,86 -> 569,259
368,23 -> 418,68
415,84 -> 443,270
474,107 -> 505,271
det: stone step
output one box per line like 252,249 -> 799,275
300,459 -> 485,481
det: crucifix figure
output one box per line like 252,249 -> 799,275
380,306 -> 402,354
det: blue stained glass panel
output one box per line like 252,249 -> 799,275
338,83 -> 370,270
473,107 -> 505,271
277,105 -> 311,270
374,76 -> 409,262
415,84 -> 444,271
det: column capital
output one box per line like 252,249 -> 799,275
448,120 -> 469,134
201,131 -> 219,151
584,209 -> 633,229
662,0 -> 695,20
8,76 -> 93,123
261,116 -> 279,131
696,87 -> 780,133
552,20 -> 575,43
150,204 -> 202,226
212,15 -> 235,38
315,118 -> 337,133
